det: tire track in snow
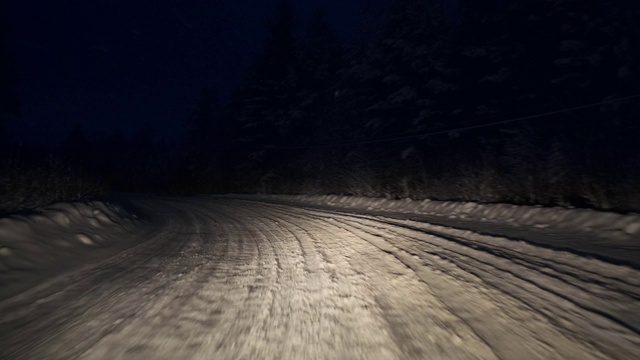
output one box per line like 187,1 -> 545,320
262,204 -> 558,359
267,203 -> 636,360
79,201 -> 274,360
339,216 -> 640,333
257,201 -> 634,360
235,203 -> 410,359
357,220 -> 640,332
244,201 -> 500,360
364,215 -> 640,293
225,203 -> 404,359
261,201 -> 639,317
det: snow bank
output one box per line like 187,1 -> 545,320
230,195 -> 640,241
0,201 -> 140,298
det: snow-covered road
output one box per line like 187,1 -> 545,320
1,197 -> 638,359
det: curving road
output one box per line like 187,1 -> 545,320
1,197 -> 639,359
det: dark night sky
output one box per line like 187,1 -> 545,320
4,0 -> 391,145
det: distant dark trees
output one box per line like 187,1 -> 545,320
178,88 -> 227,193
60,123 -> 89,158
0,4 -> 94,215
212,0 -> 640,209
229,0 -> 297,152
447,0 -> 640,207
296,9 -> 344,142
7,0 -> 637,211
224,1 -> 346,192
55,124 -> 172,194
343,0 -> 455,137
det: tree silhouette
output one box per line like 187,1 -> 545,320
296,9 -> 344,144
227,0 -> 300,190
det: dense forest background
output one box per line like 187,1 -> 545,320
2,0 -> 640,213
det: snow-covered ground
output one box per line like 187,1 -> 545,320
0,201 -> 142,300
1,196 -> 638,359
230,194 -> 640,266
2,194 -> 638,303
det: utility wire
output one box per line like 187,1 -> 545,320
277,93 -> 640,150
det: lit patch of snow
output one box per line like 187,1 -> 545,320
0,247 -> 12,256
76,233 -> 95,246
50,212 -> 72,227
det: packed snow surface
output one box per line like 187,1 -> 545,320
0,196 -> 638,359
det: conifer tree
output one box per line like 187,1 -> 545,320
338,0 -> 455,141
227,0 -> 299,185
296,9 -> 343,144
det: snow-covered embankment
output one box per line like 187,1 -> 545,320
238,194 -> 640,238
0,202 -> 141,299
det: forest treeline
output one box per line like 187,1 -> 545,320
2,0 -> 640,213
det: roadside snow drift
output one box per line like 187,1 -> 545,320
228,194 -> 640,268
231,195 -> 640,239
0,201 -> 140,299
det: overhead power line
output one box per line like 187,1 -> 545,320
277,93 -> 640,150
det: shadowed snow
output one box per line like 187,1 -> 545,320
0,201 -> 140,300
